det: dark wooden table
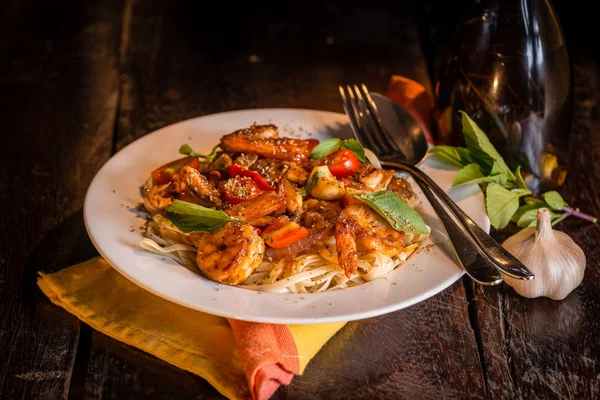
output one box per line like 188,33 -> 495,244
1,1 -> 598,399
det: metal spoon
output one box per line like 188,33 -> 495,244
369,92 -> 534,281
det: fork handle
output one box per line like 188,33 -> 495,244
417,179 -> 503,285
383,161 -> 535,281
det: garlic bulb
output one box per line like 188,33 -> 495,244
502,208 -> 586,300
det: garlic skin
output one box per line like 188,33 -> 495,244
502,208 -> 586,300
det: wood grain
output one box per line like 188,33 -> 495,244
81,332 -> 223,400
79,0 -> 485,398
3,0 -> 598,398
275,283 -> 486,399
472,59 -> 600,400
0,0 -> 121,398
112,0 -> 432,152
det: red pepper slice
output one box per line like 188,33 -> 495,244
151,156 -> 200,185
261,216 -> 309,248
227,164 -> 274,191
222,176 -> 261,204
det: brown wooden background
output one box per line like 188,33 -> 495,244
0,0 -> 598,398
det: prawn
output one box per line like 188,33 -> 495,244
220,123 -> 318,162
173,166 -> 222,207
335,204 -> 405,277
145,181 -> 174,210
189,222 -> 265,285
226,191 -> 286,223
145,166 -> 223,210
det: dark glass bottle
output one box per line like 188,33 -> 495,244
434,0 -> 573,192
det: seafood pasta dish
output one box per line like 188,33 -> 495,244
140,123 -> 430,293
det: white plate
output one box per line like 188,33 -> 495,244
84,108 -> 489,324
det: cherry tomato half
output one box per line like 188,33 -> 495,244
151,156 -> 199,185
321,149 -> 360,178
221,176 -> 261,204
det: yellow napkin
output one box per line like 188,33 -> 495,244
38,257 -> 345,400
38,75 -> 435,399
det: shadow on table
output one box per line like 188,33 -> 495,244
23,208 -> 225,399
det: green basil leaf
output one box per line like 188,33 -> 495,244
300,169 -> 326,196
455,147 -> 474,165
542,190 -> 566,211
523,196 -> 544,206
429,145 -> 471,168
516,208 -> 541,228
514,165 -> 529,190
490,160 -> 506,176
357,190 -> 429,234
460,111 -> 515,180
179,144 -> 220,162
166,200 -> 243,233
485,183 -> 522,229
452,164 -> 485,186
517,208 -> 559,228
452,163 -> 509,187
511,203 -> 544,223
308,138 -> 342,160
511,188 -> 532,197
341,138 -> 366,162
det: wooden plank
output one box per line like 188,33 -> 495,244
81,333 -> 223,400
112,0 -> 434,152
0,0 -> 122,398
414,2 -> 600,398
276,283 -> 486,399
76,1 -> 487,398
472,60 -> 600,399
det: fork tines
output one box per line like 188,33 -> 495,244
338,84 -> 399,158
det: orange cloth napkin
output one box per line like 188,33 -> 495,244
38,257 -> 345,400
37,75 -> 434,399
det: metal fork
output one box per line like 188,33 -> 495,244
339,84 -> 534,284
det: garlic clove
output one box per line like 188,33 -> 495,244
502,208 -> 586,300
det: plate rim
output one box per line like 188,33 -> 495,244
83,107 -> 488,324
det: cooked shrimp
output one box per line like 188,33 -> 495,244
146,182 -> 174,210
173,166 -> 222,207
336,204 -> 405,277
227,191 -> 286,222
282,179 -> 302,214
359,168 -> 394,191
189,222 -> 265,285
220,124 -> 318,162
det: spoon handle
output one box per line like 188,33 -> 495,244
383,161 -> 535,281
417,178 -> 503,285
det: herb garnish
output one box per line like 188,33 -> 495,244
308,138 -> 366,162
430,112 -> 597,229
357,190 -> 429,234
166,200 -> 245,233
179,144 -> 220,162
